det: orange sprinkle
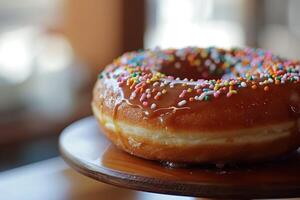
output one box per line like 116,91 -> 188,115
251,84 -> 257,89
264,86 -> 269,91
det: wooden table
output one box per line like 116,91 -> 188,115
0,157 -> 200,200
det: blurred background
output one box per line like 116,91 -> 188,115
1,0 -> 300,172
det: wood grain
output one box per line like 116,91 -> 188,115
59,117 -> 300,199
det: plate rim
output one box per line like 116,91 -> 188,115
59,116 -> 300,198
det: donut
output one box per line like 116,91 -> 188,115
92,47 -> 300,164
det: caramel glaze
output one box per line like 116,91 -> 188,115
93,78 -> 300,133
92,78 -> 300,163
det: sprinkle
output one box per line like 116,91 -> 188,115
142,101 -> 148,107
154,92 -> 162,100
179,90 -> 187,98
226,92 -> 232,97
101,46 -> 300,113
140,93 -> 146,102
251,85 -> 257,89
178,100 -> 187,107
130,92 -> 137,100
214,92 -> 220,98
98,74 -> 103,79
153,82 -> 159,87
194,85 -> 200,89
150,103 -> 157,109
240,82 -> 247,87
264,86 -> 269,91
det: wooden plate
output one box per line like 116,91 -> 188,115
59,116 -> 300,199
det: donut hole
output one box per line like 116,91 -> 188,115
159,59 -> 225,80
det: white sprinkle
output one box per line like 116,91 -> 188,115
198,91 -> 214,101
130,92 -> 136,100
146,94 -> 151,98
153,82 -> 159,87
150,103 -> 157,109
268,78 -> 274,83
177,100 -> 187,107
241,82 -> 247,87
194,85 -> 200,89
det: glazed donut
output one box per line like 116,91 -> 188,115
92,47 -> 300,164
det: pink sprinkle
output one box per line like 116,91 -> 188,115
214,92 -> 220,98
179,90 -> 187,98
142,101 -> 148,107
226,92 -> 232,98
140,93 -> 146,102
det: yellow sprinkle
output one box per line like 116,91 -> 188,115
201,51 -> 208,58
187,88 -> 192,93
194,59 -> 201,66
188,55 -> 194,62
